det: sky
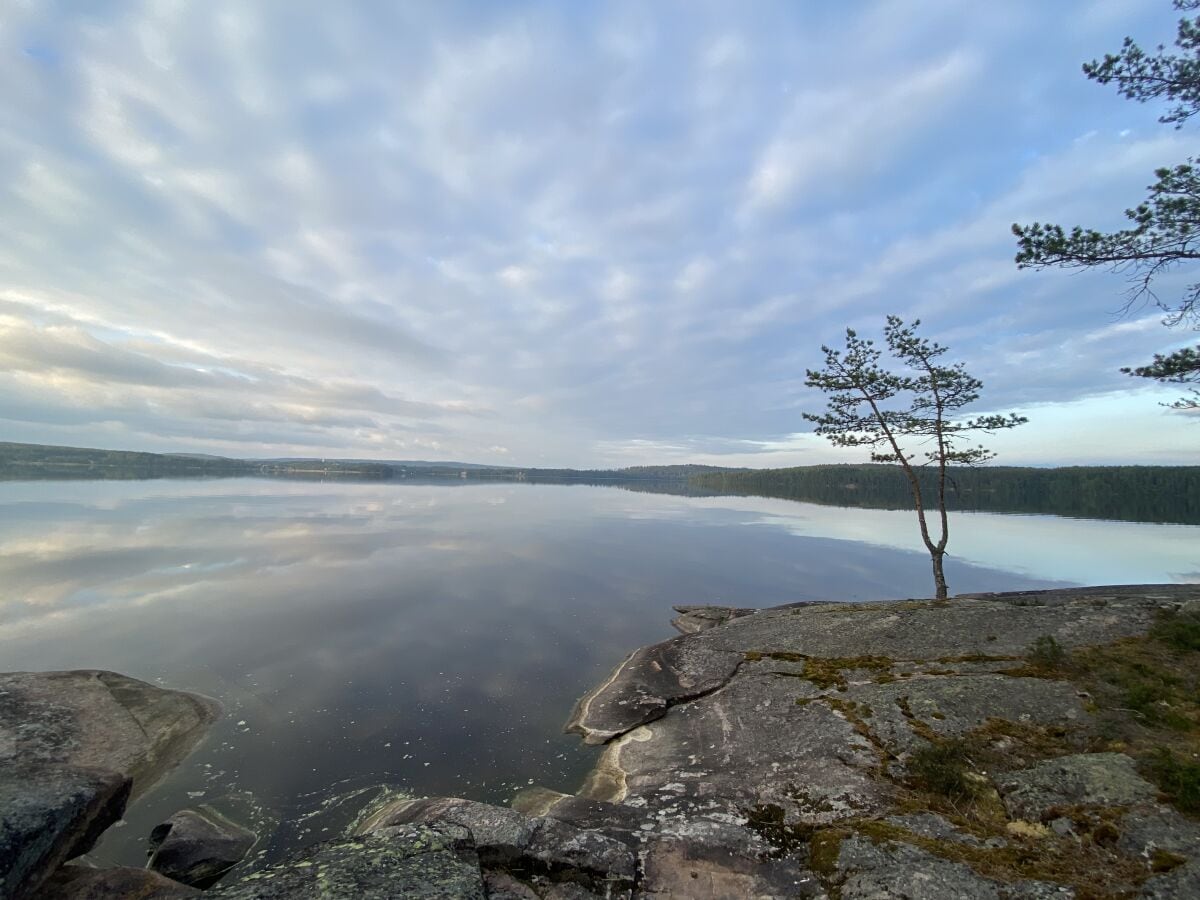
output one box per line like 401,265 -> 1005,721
2,1 -> 1198,468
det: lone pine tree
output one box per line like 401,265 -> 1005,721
804,317 -> 1027,600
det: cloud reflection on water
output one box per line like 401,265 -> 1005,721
1,478 -> 1192,866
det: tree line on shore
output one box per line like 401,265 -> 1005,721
690,463 -> 1200,527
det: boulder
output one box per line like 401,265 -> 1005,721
148,806 -> 257,888
577,671 -> 891,826
0,670 -> 219,900
1118,804 -> 1200,862
0,670 -> 219,800
0,766 -> 130,900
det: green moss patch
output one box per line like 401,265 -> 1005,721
743,652 -> 894,689
801,655 -> 894,690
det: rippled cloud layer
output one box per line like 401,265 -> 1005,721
2,2 -> 1197,464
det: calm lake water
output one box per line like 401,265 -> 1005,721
1,477 -> 1196,866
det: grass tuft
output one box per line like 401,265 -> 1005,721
1145,748 -> 1200,814
906,740 -> 977,801
1027,635 -> 1069,671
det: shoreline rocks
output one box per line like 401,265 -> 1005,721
148,807 -> 258,889
8,584 -> 1200,898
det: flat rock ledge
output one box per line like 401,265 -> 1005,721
14,585 -> 1200,899
200,584 -> 1200,898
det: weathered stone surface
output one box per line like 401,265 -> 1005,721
541,884 -> 606,899
1117,804 -> 1200,862
842,674 -> 1091,757
482,870 -> 541,899
883,812 -> 989,847
580,671 -> 890,826
512,787 -> 574,818
525,815 -> 636,881
522,793 -> 650,846
554,585 -> 1200,898
210,823 -> 484,899
638,839 -> 825,898
696,585 -> 1187,661
670,606 -> 757,635
148,806 -> 257,888
567,586 -> 1188,759
0,670 -> 219,800
1141,859 -> 1200,900
836,835 -> 1003,899
360,796 -> 534,861
357,794 -> 636,895
834,835 -> 1065,900
998,753 -> 1158,821
0,670 -> 218,900
0,766 -> 130,900
565,635 -> 743,744
481,867 -> 609,899
37,864 -> 201,899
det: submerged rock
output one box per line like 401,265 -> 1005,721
148,806 -> 257,888
0,670 -> 218,900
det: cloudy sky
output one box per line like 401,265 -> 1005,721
2,1 -> 1198,467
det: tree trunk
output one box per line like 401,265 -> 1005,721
931,551 -> 949,601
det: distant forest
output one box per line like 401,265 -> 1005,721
689,464 -> 1200,526
0,442 -> 393,480
0,442 -> 721,485
3,442 -> 1197,526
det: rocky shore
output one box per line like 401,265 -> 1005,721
4,584 -> 1200,898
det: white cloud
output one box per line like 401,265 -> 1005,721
740,50 -> 981,220
0,1 -> 1194,466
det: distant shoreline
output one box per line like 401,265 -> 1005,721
3,440 -> 1200,525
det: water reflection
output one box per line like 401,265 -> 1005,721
0,478 -> 1193,866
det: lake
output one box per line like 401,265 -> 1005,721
1,477 -> 1196,866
